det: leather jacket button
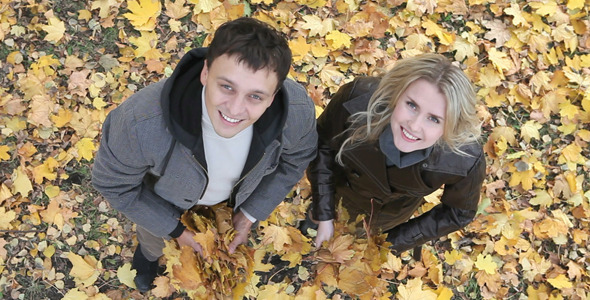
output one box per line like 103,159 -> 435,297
422,163 -> 428,168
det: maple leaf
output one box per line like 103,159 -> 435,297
422,19 -> 455,46
487,48 -> 514,76
165,0 -> 190,19
124,0 -> 161,31
317,234 -> 355,263
520,120 -> 541,143
260,224 -> 291,252
75,138 -> 96,161
396,278 -> 437,300
301,15 -> 333,37
189,0 -> 222,14
67,252 -> 102,287
0,208 -> 16,230
117,263 -> 136,288
529,190 -> 553,207
406,0 -> 437,15
325,30 -> 351,49
61,288 -> 88,300
12,166 -> 32,197
547,274 -> 573,289
504,2 -> 528,27
474,254 -> 497,275
129,31 -> 163,59
91,0 -> 120,18
0,145 -> 10,161
289,36 -> 311,62
33,157 -> 58,184
42,16 -> 66,44
27,95 -> 53,128
152,276 -> 174,298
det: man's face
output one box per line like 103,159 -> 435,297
200,54 -> 279,138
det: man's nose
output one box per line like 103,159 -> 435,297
227,97 -> 245,115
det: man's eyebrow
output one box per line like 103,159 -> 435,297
218,76 -> 272,96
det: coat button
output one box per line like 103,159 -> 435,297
422,163 -> 428,168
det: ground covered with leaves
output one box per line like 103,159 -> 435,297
0,0 -> 589,299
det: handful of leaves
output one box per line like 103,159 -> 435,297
163,204 -> 254,299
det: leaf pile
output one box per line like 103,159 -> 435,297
162,205 -> 254,299
0,0 -> 589,299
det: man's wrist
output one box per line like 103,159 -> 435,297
169,220 -> 186,238
239,208 -> 256,223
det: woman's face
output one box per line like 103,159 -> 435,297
390,79 -> 447,153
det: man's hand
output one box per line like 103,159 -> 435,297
228,210 -> 253,254
314,220 -> 334,249
176,229 -> 203,256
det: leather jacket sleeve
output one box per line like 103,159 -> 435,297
307,80 -> 357,221
385,150 -> 486,253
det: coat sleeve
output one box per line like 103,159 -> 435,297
384,150 -> 486,253
238,83 -> 318,221
307,80 -> 357,221
91,99 -> 183,238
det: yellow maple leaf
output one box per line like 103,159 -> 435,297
509,168 -> 535,190
487,48 -> 514,76
51,108 -> 73,128
117,263 -> 137,288
301,15 -> 333,37
45,185 -> 60,198
559,100 -> 580,121
520,120 -> 541,143
567,0 -> 584,10
529,190 -> 552,207
260,224 -> 291,252
40,198 -> 64,229
67,252 -> 102,287
422,19 -> 455,46
289,36 -> 311,62
405,33 -> 432,52
474,254 -> 497,275
165,0 -> 190,19
436,286 -> 453,300
75,138 -> 96,161
27,94 -> 53,128
0,207 -> 16,230
129,31 -> 163,59
484,88 -> 506,107
124,0 -> 161,31
381,251 -> 402,272
504,2 -> 528,27
33,157 -> 58,184
397,278 -> 437,300
547,274 -> 573,289
325,30 -> 351,49
452,35 -> 478,61
61,288 -> 88,300
78,9 -> 92,21
529,0 -> 557,17
42,17 -> 65,44
317,234 -> 355,263
189,0 -> 222,14
444,250 -> 463,265
12,166 -> 32,196
91,0 -> 120,18
0,145 -> 10,161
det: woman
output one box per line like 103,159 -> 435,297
306,53 -> 486,255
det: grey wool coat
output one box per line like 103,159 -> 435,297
91,48 -> 317,238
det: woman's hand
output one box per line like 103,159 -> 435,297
314,220 -> 334,249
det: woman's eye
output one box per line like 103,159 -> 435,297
429,116 -> 440,124
407,101 -> 416,109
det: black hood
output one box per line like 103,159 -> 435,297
160,48 -> 288,174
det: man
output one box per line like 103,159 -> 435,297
91,17 -> 317,292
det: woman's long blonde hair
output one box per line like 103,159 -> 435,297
336,53 -> 481,164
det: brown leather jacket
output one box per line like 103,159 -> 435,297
307,77 -> 486,253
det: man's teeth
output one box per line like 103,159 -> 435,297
402,128 -> 418,140
221,113 -> 240,123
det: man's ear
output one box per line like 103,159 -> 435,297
200,60 -> 208,86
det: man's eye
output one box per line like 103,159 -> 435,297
250,94 -> 262,100
221,84 -> 232,90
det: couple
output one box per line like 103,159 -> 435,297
91,17 -> 485,292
